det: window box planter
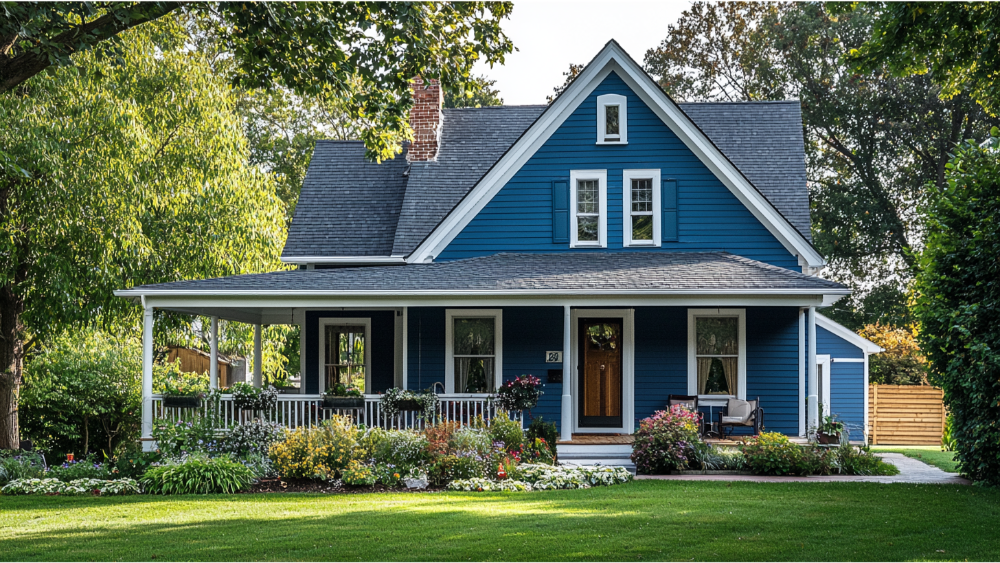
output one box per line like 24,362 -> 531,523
816,431 -> 841,445
322,396 -> 365,409
162,396 -> 201,409
395,399 -> 424,412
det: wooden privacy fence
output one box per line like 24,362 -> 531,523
868,384 -> 945,445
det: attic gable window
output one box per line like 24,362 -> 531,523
597,94 -> 628,145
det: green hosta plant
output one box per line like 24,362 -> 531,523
142,454 -> 255,495
1,478 -> 140,496
0,451 -> 46,486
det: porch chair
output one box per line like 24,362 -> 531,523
717,397 -> 764,439
667,394 -> 704,436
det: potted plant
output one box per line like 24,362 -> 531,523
380,387 -> 438,420
155,363 -> 209,408
495,374 -> 543,413
322,383 -> 365,409
231,382 -> 278,414
816,413 -> 845,444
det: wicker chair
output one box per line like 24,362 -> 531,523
717,397 -> 764,438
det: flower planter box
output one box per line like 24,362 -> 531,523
395,399 -> 424,412
817,432 -> 841,445
162,396 -> 201,409
322,396 -> 365,409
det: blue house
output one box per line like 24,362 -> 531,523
118,41 -> 880,457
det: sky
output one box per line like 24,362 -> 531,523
471,1 -> 690,105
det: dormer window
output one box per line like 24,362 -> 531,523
597,94 -> 627,145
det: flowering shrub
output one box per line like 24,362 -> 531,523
153,361 -> 208,397
495,375 -> 543,412
222,419 -> 285,456
424,421 -> 461,456
447,478 -> 533,492
231,383 -> 278,414
631,405 -> 702,474
142,454 -> 254,494
371,463 -> 405,486
514,464 -> 633,489
373,430 -> 429,467
47,455 -> 111,481
489,410 -> 524,453
526,416 -> 558,460
740,432 -> 805,475
1,478 -> 140,496
449,426 -> 493,456
110,446 -> 162,480
152,418 -> 223,458
518,437 -> 555,465
268,416 -> 359,480
341,461 -> 377,486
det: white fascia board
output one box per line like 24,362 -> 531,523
121,288 -> 848,298
280,256 -> 406,265
409,41 -> 825,268
816,313 -> 884,354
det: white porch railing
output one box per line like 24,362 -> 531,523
150,393 -> 521,431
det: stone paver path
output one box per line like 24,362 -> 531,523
635,452 -> 969,484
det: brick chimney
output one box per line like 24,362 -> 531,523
407,76 -> 443,162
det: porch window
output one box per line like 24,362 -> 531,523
687,309 -> 746,399
570,170 -> 607,247
319,318 -> 371,394
622,169 -> 661,246
445,309 -> 503,394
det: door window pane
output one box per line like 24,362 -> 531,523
324,326 -> 365,393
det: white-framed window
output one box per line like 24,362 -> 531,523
597,94 -> 627,145
622,169 -> 661,246
687,309 -> 746,400
445,309 -> 503,394
569,169 -> 607,248
318,318 -> 371,394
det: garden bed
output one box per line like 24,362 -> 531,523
246,478 -> 445,495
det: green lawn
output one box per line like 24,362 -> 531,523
871,446 -> 960,473
2,481 -> 998,561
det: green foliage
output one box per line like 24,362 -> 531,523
267,416 -> 361,480
230,383 -> 278,414
0,451 -> 46,486
488,411 -> 524,453
740,432 -> 806,476
914,133 -> 1000,486
47,455 -> 112,482
20,330 -> 141,458
221,419 -> 284,457
2,477 -> 140,496
109,445 -> 162,480
495,375 -> 542,413
833,443 -> 899,477
379,388 -> 438,421
373,430 -> 429,468
340,460 -> 377,486
150,393 -> 227,458
526,416 -> 558,459
141,453 -> 255,495
942,415 -> 957,453
153,361 -> 209,397
859,323 -> 928,385
444,75 -> 504,108
631,406 -> 702,474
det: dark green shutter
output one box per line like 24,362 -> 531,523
662,179 -> 678,242
552,180 -> 570,243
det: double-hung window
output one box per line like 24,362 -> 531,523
319,318 -> 371,394
445,309 -> 502,393
622,169 -> 661,246
596,94 -> 628,144
687,309 -> 746,400
570,170 -> 607,248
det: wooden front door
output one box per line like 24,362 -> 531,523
578,318 -> 623,428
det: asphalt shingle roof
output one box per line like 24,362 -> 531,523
123,252 -> 846,294
283,101 -> 814,259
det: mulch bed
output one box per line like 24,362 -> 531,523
246,478 -> 446,494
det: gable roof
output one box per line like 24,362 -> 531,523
282,41 -> 821,265
816,313 -> 884,354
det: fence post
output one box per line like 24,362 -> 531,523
871,383 -> 878,445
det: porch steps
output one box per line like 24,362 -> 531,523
557,443 -> 635,472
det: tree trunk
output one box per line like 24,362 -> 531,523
0,283 -> 24,450
82,415 -> 89,456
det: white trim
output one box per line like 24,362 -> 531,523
596,93 -> 628,145
807,306 -> 818,436
409,41 -> 824,267
815,313 -> 884,354
317,317 -> 372,394
687,308 -> 747,401
560,304 -> 573,442
798,308 -> 806,436
281,256 -> 406,265
622,169 -> 661,247
119,288 -> 849,299
830,358 -> 866,363
570,308 -> 635,434
444,309 -> 503,394
141,305 -> 154,451
209,316 -> 219,389
863,352 -> 870,444
569,169 -> 608,248
817,354 -> 831,417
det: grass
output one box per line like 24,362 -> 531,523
2,481 -> 998,561
871,446 -> 960,473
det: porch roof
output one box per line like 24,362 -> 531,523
118,252 -> 847,297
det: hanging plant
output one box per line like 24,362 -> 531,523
495,375 -> 543,413
231,382 -> 278,414
380,387 -> 438,421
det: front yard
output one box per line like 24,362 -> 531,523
2,481 -> 997,562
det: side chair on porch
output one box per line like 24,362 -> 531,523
667,394 -> 705,436
717,397 -> 764,439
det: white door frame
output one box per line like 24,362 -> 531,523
570,308 -> 635,434
317,318 -> 372,394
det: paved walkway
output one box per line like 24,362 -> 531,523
635,453 -> 969,484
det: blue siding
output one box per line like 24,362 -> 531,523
499,307 -> 564,428
407,307 -> 446,392
745,307 -> 800,435
304,310 -> 396,395
817,326 -> 865,359
438,72 -> 800,270
831,361 -> 865,438
634,308 -> 688,424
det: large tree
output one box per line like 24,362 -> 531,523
644,2 -> 996,329
1,2 -> 514,161
0,19 -> 287,449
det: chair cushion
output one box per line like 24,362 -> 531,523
721,416 -> 747,424
669,399 -> 696,410
726,399 -> 752,423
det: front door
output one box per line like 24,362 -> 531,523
578,318 -> 623,428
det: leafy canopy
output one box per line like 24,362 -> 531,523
1,2 -> 515,161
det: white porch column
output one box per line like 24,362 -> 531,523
560,305 -> 573,442
209,316 -> 219,389
807,306 -> 818,437
141,304 -> 154,452
253,323 -> 263,387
